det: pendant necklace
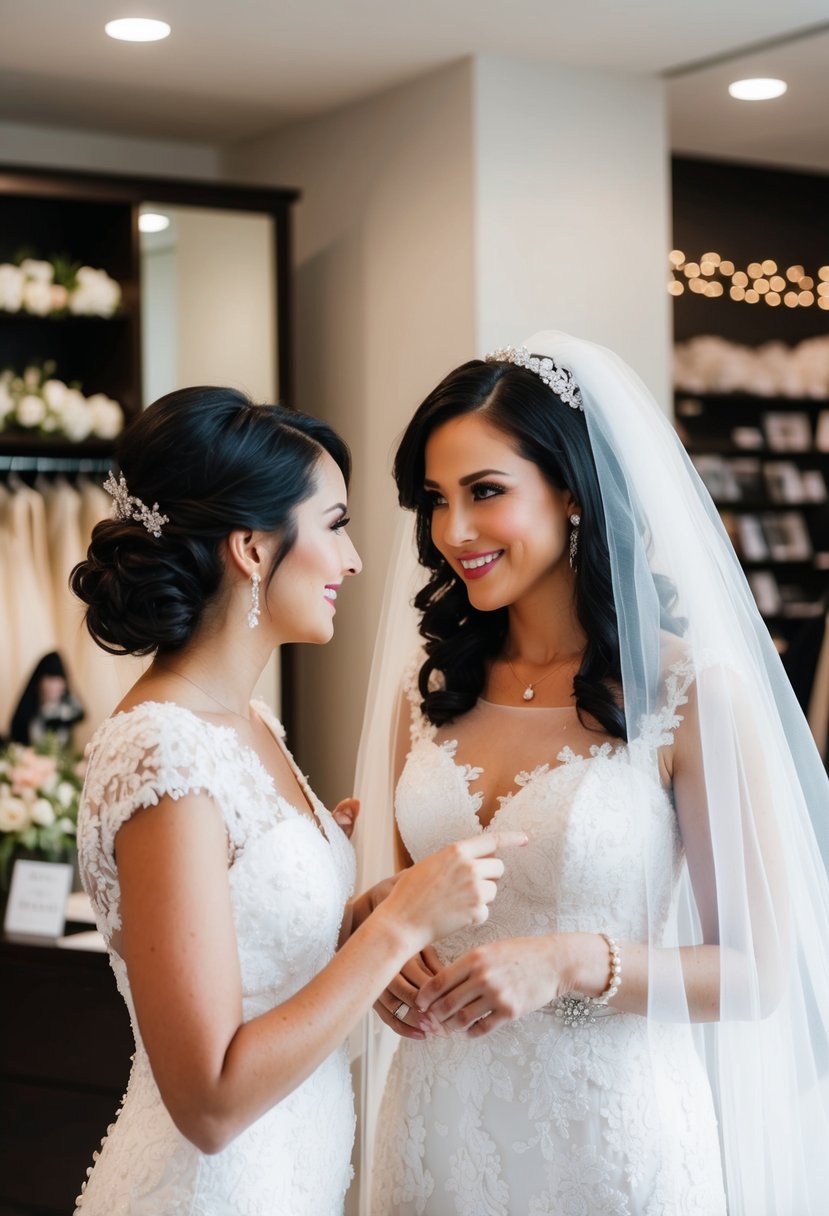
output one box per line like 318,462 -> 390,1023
504,655 -> 572,702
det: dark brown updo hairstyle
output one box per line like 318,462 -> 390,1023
71,386 -> 351,657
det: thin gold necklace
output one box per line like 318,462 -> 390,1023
504,654 -> 577,702
159,668 -> 251,721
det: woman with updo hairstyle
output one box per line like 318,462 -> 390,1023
361,333 -> 829,1215
70,386 -> 523,1216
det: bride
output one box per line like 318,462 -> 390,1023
362,333 -> 829,1214
69,386 -> 525,1216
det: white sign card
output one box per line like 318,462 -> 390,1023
4,859 -> 73,938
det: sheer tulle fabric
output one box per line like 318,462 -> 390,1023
355,332 -> 829,1214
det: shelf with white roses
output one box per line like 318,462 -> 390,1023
676,390 -> 829,636
0,189 -> 140,453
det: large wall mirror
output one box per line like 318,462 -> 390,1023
0,166 -> 298,750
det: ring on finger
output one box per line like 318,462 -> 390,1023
393,1001 -> 409,1020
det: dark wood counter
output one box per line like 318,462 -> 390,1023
0,930 -> 133,1216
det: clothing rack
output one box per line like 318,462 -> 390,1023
0,454 -> 112,474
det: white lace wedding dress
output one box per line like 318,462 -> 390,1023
74,699 -> 357,1216
372,659 -> 727,1215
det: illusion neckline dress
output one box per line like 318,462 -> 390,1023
371,657 -> 727,1216
75,698 -> 357,1216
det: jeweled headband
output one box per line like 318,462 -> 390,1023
103,470 -> 169,538
486,345 -> 583,411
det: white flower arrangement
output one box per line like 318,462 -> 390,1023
0,739 -> 84,890
0,255 -> 122,318
0,361 -> 124,441
675,335 -> 829,398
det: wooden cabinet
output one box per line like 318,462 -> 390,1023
0,933 -> 133,1216
677,391 -> 829,642
0,164 -> 298,461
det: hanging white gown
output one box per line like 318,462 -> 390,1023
0,476 -> 58,733
372,657 -> 727,1216
75,699 -> 357,1215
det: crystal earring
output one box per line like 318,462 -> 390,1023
569,513 -> 581,571
247,572 -> 261,629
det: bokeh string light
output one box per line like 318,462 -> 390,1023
668,251 -> 829,310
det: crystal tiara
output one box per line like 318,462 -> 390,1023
486,345 -> 583,410
103,470 -> 169,538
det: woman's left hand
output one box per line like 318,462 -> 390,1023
414,934 -> 607,1037
332,797 -> 360,839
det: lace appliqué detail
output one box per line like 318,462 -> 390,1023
380,651 -> 727,1215
75,701 -> 356,1216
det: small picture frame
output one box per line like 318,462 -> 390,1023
737,514 -> 769,561
693,455 -> 739,502
748,571 -> 782,616
763,411 -> 813,453
763,461 -> 805,503
731,426 -> 765,451
761,511 -> 813,561
816,410 -> 829,453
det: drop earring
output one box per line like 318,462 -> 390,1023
569,513 -> 581,571
247,572 -> 261,629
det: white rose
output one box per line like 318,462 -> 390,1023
70,267 -> 121,317
31,798 -> 56,827
0,796 -> 30,832
57,816 -> 76,835
89,394 -> 124,439
0,263 -> 24,312
59,391 -> 92,441
42,379 -> 68,411
20,258 -> 54,282
16,393 -> 47,428
22,278 -> 52,316
41,414 -> 59,432
56,781 -> 76,809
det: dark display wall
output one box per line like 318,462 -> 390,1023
671,156 -> 829,648
672,156 -> 829,348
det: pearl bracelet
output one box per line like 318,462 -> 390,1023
548,934 -> 622,1028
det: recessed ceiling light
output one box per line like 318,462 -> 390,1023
728,78 -> 787,101
139,212 -> 170,233
105,18 -> 171,43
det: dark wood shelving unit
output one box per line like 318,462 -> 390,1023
677,391 -> 829,640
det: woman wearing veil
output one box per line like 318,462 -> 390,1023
357,332 -> 829,1215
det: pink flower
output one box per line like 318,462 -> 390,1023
9,751 -> 58,792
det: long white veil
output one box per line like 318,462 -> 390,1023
354,330 -> 829,1213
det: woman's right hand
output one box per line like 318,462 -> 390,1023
379,832 -> 527,954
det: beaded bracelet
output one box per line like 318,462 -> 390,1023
548,934 -> 622,1028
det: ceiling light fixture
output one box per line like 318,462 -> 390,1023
138,213 -> 170,233
105,18 -> 171,43
728,78 -> 787,101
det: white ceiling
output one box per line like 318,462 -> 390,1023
0,0 -> 827,170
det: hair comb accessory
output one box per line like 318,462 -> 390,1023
103,470 -> 169,538
486,345 -> 583,410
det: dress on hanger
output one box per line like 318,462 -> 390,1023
371,655 -> 726,1216
75,699 -> 357,1216
0,478 -> 57,733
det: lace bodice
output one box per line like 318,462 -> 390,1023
373,654 -> 726,1215
396,658 -> 693,956
75,699 -> 357,1216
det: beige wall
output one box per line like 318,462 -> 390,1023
0,117 -> 221,179
224,54 -> 671,805
473,56 -> 671,406
224,61 -> 478,804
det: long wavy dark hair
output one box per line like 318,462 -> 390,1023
394,358 -> 683,740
